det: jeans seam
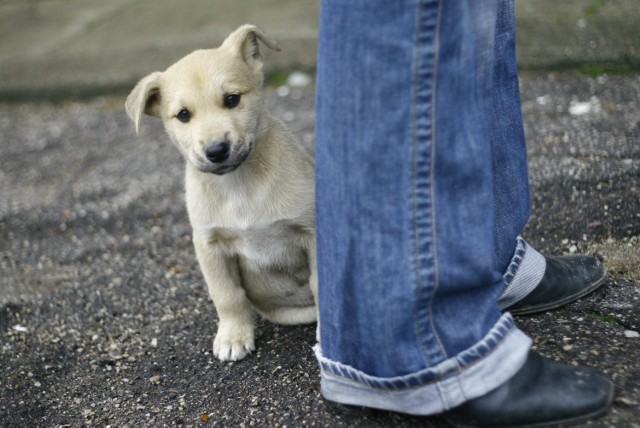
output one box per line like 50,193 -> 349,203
503,236 -> 526,287
429,0 -> 464,406
411,0 -> 449,374
428,0 -> 449,362
412,0 -> 429,370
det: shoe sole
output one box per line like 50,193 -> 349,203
509,268 -> 607,316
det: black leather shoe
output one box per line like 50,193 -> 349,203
505,255 -> 606,315
445,351 -> 613,427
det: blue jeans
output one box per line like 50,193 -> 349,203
315,0 -> 533,414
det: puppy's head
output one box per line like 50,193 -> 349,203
125,24 -> 280,175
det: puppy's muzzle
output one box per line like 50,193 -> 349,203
205,142 -> 231,164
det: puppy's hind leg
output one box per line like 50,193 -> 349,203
306,234 -> 320,341
259,304 -> 317,325
241,261 -> 317,326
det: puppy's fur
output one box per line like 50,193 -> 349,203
126,25 -> 317,361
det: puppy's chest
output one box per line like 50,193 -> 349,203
208,221 -> 307,266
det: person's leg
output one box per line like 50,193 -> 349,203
315,0 -> 530,414
490,0 -> 531,274
315,0 -> 613,423
489,1 -> 607,313
489,0 -> 547,307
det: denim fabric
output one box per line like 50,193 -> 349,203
315,323 -> 531,415
491,1 -> 531,274
315,0 -> 532,413
498,237 -> 547,309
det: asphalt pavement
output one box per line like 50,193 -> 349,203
1,1 -> 639,426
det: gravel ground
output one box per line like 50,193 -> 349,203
1,73 -> 639,427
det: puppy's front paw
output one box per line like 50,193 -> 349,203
213,324 -> 255,361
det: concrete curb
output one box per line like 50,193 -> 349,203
0,0 -> 639,101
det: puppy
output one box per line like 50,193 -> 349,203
125,25 -> 317,361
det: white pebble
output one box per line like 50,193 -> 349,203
569,101 -> 591,116
568,96 -> 601,116
624,330 -> 639,338
536,95 -> 550,105
276,85 -> 290,97
287,71 -> 311,88
12,324 -> 28,333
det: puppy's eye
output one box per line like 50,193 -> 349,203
223,94 -> 241,109
176,109 -> 191,123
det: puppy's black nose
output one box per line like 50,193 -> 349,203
205,142 -> 230,163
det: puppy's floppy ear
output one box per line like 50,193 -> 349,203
125,71 -> 163,133
221,24 -> 281,75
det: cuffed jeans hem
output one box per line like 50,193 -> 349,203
315,315 -> 532,416
498,236 -> 547,309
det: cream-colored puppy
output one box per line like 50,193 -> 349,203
125,25 -> 317,361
